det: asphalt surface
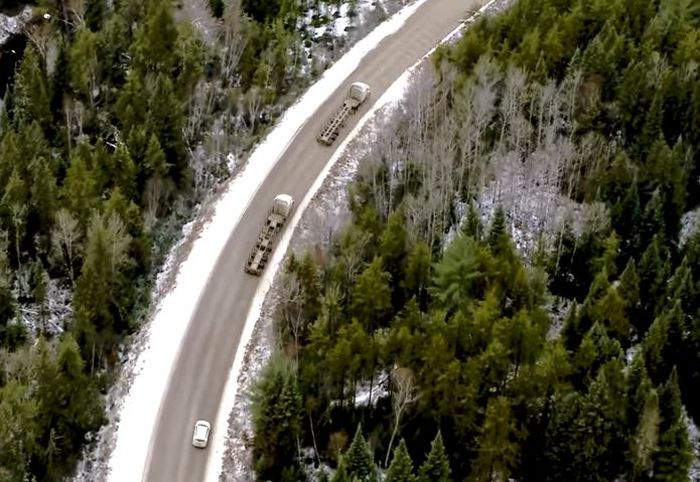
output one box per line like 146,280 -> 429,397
143,1 -> 484,480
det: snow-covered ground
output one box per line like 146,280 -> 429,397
0,6 -> 31,46
71,2 -> 441,482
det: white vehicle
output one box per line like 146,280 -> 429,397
192,420 -> 211,448
317,81 -> 371,145
244,194 -> 295,276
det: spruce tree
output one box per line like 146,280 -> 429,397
385,440 -> 416,482
618,258 -> 640,312
653,369 -> 692,481
487,205 -> 508,254
343,424 -> 377,482
462,202 -> 482,239
417,432 -> 451,482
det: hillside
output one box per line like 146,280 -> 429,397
0,0 -> 409,480
251,0 -> 700,480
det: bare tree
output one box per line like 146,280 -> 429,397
185,81 -> 216,144
10,204 -> 26,271
52,209 -> 81,283
143,177 -> 174,232
242,86 -> 264,133
384,366 -> 419,468
280,273 -> 305,364
220,0 -> 248,86
105,212 -> 132,276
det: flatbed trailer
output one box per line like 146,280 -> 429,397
244,194 -> 294,276
317,82 -> 371,146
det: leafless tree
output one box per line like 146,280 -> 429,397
185,80 -> 216,145
243,86 -> 264,133
220,0 -> 248,86
280,273 -> 305,364
51,209 -> 81,283
104,212 -> 132,276
384,366 -> 419,468
143,177 -> 174,232
10,204 -> 26,271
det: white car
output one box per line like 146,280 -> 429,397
192,420 -> 211,448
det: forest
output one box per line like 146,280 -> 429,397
0,0 -> 366,479
252,0 -> 700,480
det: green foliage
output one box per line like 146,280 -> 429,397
652,369 -> 693,481
252,354 -> 303,480
385,440 -> 416,482
417,432 -> 451,482
338,425 -> 377,482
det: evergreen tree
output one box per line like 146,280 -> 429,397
487,205 -> 509,255
252,355 -> 304,480
385,440 -> 416,482
403,241 -> 431,310
430,235 -> 489,313
131,0 -> 179,75
417,432 -> 451,482
652,369 -> 692,481
350,257 -> 392,330
642,301 -> 685,385
470,396 -> 519,481
462,202 -> 483,239
85,0 -> 106,31
340,424 -> 377,482
618,258 -> 640,313
12,46 -> 52,132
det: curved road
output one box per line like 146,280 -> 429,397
144,0 -> 483,480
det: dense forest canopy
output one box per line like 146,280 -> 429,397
0,0 -> 362,479
252,0 -> 700,480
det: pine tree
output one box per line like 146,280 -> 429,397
251,355 -> 303,480
350,257 -> 392,330
430,235 -> 489,313
417,432 -> 451,482
385,440 -> 416,482
653,369 -> 692,481
642,301 -> 685,385
637,235 -> 670,330
403,241 -> 431,310
487,205 -> 508,254
60,153 -> 100,227
143,134 -> 169,179
12,46 -> 52,132
462,202 -> 482,239
618,258 -> 640,312
131,0 -> 179,75
470,396 -> 519,481
342,424 -> 377,482
85,0 -> 106,31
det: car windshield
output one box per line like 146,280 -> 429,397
195,424 -> 208,439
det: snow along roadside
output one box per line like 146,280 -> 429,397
105,2 -> 433,481
204,0 -> 502,480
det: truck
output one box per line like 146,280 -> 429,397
317,82 -> 371,146
244,194 -> 295,276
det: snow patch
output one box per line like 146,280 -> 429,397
679,207 -> 700,249
0,6 -> 32,46
688,415 -> 700,482
478,165 -> 609,259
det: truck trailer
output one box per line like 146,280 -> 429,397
244,194 -> 295,276
317,82 -> 371,146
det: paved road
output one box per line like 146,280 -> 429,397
143,0 -> 483,480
